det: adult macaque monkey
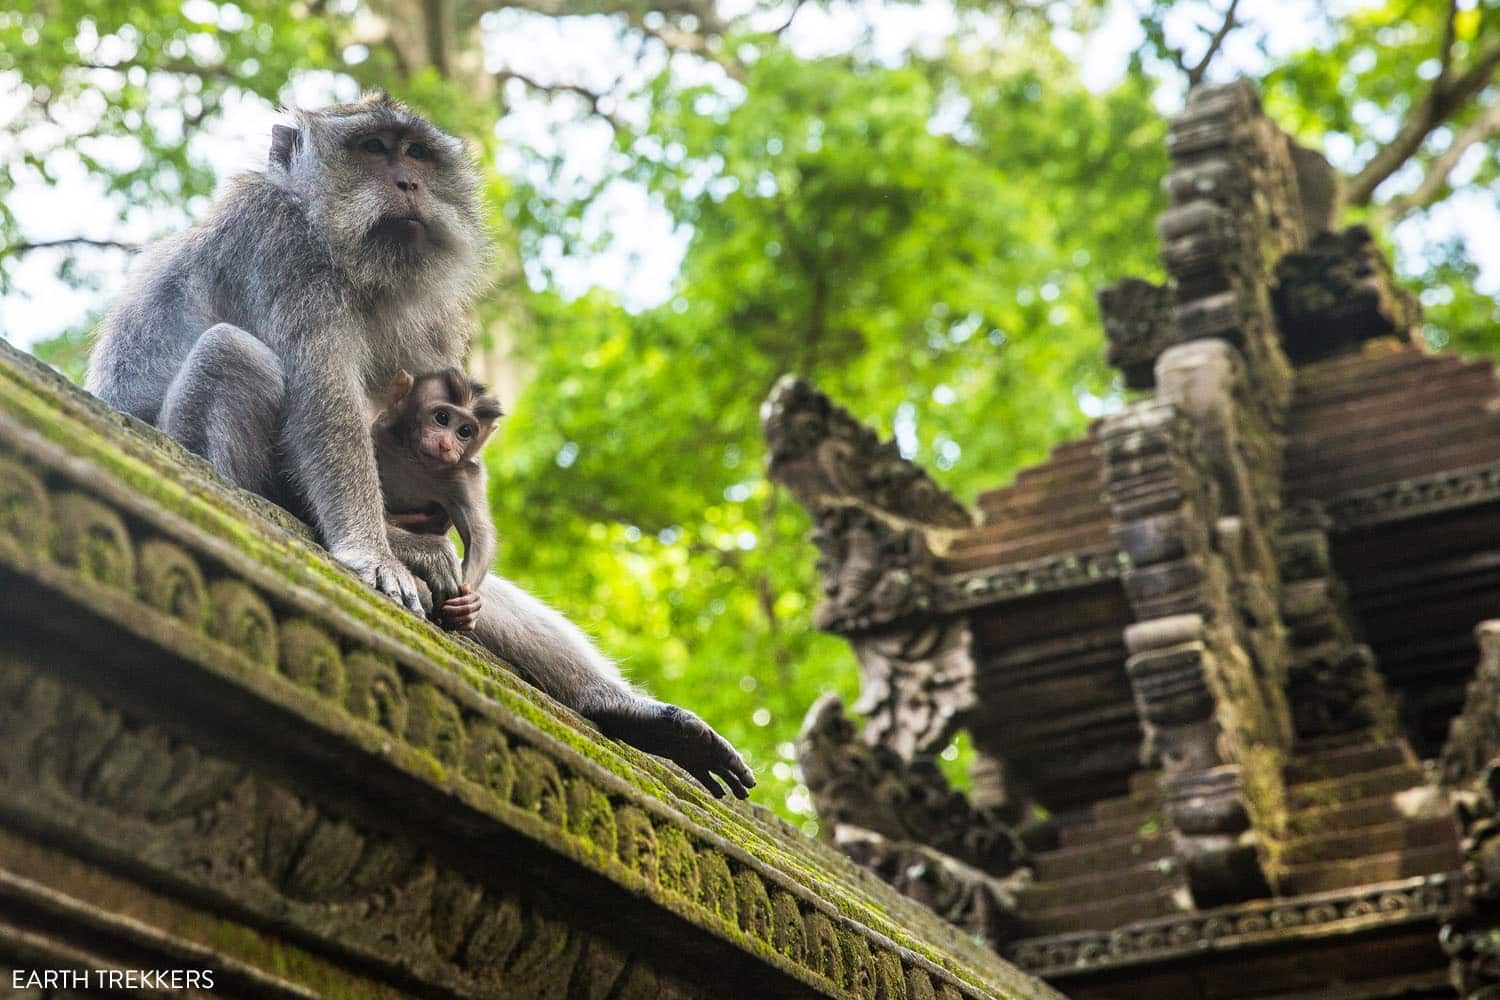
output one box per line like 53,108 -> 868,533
85,93 -> 754,799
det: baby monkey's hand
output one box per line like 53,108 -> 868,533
439,586 -> 483,632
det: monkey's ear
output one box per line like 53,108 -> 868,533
468,417 -> 500,453
385,369 -> 416,409
269,125 -> 300,170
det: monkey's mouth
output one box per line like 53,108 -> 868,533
373,215 -> 428,246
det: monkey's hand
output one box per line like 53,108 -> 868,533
333,544 -> 424,615
439,587 -> 482,633
387,528 -> 463,610
595,702 -> 756,800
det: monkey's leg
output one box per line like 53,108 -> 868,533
158,323 -> 285,498
471,575 -> 755,799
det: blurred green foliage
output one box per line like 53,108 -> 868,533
3,0 -> 1498,828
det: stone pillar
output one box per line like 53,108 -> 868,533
1277,503 -> 1399,741
1091,78 -> 1338,907
1442,625 -> 1500,996
1101,394 -> 1280,906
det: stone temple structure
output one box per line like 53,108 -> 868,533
0,353 -> 1063,997
765,80 -> 1500,999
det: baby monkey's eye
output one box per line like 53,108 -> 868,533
361,137 -> 387,154
457,424 -> 474,439
406,142 -> 430,161
434,410 -> 450,426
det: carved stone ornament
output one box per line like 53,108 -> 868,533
762,374 -> 971,529
1441,622 -> 1500,789
835,825 -> 1030,949
763,376 -> 975,636
809,503 -> 942,634
1272,224 -> 1420,365
799,694 -> 1026,877
1442,762 -> 1500,997
849,619 -> 980,759
1013,874 -> 1457,979
1098,278 -> 1177,390
1326,462 -> 1500,534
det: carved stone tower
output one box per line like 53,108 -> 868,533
769,80 -> 1500,999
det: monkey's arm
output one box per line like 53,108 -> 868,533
279,332 -> 423,613
449,469 -> 497,594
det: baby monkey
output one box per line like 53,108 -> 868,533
373,368 -> 500,629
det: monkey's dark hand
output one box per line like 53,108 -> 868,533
595,703 -> 756,800
333,545 -> 425,615
439,587 -> 482,632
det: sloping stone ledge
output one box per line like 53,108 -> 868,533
0,340 -> 1060,1000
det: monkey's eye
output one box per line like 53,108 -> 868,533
361,137 -> 387,155
434,410 -> 450,426
457,424 -> 474,440
406,142 -> 429,161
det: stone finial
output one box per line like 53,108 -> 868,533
761,375 -> 971,529
1272,225 -> 1420,364
1098,278 -> 1177,390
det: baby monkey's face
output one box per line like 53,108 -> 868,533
418,398 -> 484,465
379,367 -> 502,468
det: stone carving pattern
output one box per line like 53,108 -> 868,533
1441,761 -> 1500,997
1010,874 -> 1456,978
1097,278 -> 1176,390
807,504 -> 945,634
763,377 -> 982,762
762,374 -> 970,530
849,621 -> 978,759
0,450 -> 987,1000
1326,463 -> 1500,534
932,545 -> 1126,614
798,694 -> 1028,948
799,694 -> 1026,876
1441,622 -> 1500,789
836,827 -> 1029,951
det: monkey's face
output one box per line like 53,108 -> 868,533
351,129 -> 438,249
417,402 -> 486,467
291,97 -> 485,287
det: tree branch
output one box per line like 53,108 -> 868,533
1185,0 -> 1240,87
1387,100 -> 1500,218
627,15 -> 744,80
1,237 -> 139,257
495,68 -> 625,130
770,0 -> 807,37
1346,0 -> 1500,206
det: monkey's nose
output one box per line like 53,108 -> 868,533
397,178 -> 419,192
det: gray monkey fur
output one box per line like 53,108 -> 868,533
84,93 -> 753,798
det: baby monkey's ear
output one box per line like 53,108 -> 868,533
384,369 -> 416,410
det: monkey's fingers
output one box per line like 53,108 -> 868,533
687,768 -> 727,799
707,741 -> 754,799
714,765 -> 750,800
722,752 -> 756,795
376,564 -> 424,615
440,592 -> 482,632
